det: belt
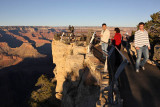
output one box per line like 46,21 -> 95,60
143,45 -> 147,47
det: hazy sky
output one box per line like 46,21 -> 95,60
0,0 -> 159,27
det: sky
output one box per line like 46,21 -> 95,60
0,0 -> 159,27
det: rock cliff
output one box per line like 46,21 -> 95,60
52,39 -> 86,99
52,39 -> 105,107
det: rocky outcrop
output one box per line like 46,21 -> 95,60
52,39 -> 87,99
0,42 -> 45,68
11,43 -> 45,58
52,39 -> 107,107
0,42 -> 11,53
0,42 -> 45,58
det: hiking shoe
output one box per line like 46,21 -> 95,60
136,69 -> 139,73
141,66 -> 145,70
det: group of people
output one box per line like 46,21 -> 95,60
99,22 -> 150,72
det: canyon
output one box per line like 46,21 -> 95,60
0,26 -> 137,107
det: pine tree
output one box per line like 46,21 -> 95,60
145,11 -> 160,45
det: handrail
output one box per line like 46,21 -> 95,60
88,32 -> 128,106
87,31 -> 96,53
106,45 -> 128,105
60,32 -> 74,42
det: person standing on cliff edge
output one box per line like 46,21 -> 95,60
135,22 -> 151,73
100,23 -> 110,59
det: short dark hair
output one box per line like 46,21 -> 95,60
102,23 -> 106,27
138,22 -> 145,26
114,27 -> 120,33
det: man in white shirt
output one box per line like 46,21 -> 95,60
134,22 -> 151,72
100,23 -> 110,58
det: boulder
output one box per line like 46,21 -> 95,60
153,45 -> 160,61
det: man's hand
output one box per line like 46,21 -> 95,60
136,47 -> 140,50
148,47 -> 151,50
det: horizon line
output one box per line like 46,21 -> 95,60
0,25 -> 136,28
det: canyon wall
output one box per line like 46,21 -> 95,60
52,39 -> 106,107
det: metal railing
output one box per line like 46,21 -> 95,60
106,45 -> 128,106
88,32 -> 128,107
60,32 -> 73,42
60,32 -> 86,43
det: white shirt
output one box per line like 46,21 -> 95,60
100,29 -> 110,43
134,29 -> 150,48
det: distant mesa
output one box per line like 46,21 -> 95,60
11,43 -> 46,58
0,42 -> 45,58
0,42 -> 45,68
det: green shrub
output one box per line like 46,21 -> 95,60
145,11 -> 160,45
54,33 -> 61,40
29,75 -> 57,107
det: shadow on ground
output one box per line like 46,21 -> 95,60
120,48 -> 160,107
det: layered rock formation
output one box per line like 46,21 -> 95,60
0,42 -> 44,58
52,39 -> 86,99
0,42 -> 45,68
0,53 -> 22,68
10,43 -> 45,58
52,39 -> 106,107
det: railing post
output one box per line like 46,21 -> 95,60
87,31 -> 96,54
61,32 -> 65,41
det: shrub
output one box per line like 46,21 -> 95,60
29,75 -> 57,107
54,33 -> 61,40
